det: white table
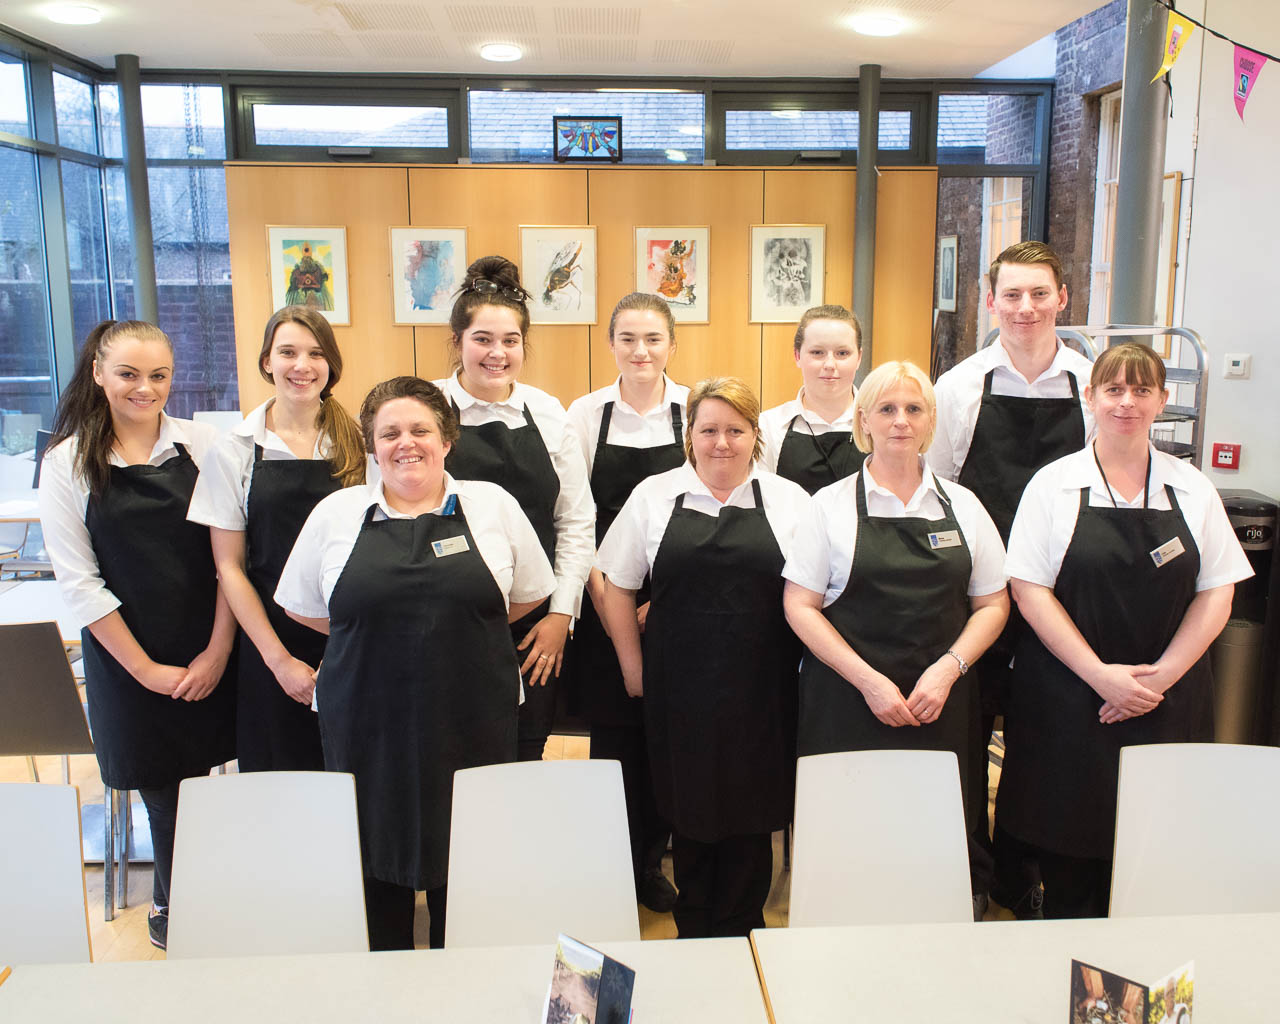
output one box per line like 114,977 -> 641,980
751,913 -> 1276,1022
0,580 -> 79,644
0,936 -> 770,1023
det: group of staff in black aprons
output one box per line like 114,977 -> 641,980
39,241 -> 1251,954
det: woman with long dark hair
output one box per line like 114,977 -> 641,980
39,320 -> 237,951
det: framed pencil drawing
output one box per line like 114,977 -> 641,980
749,224 -> 825,323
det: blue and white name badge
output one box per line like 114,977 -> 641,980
928,530 -> 962,550
431,535 -> 470,558
1150,536 -> 1186,567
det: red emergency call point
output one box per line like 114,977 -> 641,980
1211,442 -> 1241,469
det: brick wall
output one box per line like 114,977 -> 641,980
933,177 -> 987,373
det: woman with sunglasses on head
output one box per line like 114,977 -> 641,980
566,291 -> 689,914
998,343 -> 1251,919
188,306 -> 365,772
435,256 -> 594,762
758,305 -> 865,495
39,320 -> 237,951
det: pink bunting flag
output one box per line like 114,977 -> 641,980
1234,46 -> 1266,121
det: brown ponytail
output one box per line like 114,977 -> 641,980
260,306 -> 366,488
48,320 -> 172,496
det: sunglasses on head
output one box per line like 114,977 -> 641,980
467,279 -> 527,303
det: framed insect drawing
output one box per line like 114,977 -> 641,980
520,225 -> 597,324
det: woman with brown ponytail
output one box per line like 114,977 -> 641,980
39,320 -> 237,951
188,306 -> 366,772
435,256 -> 594,762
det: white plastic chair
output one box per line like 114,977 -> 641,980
789,750 -> 974,927
445,760 -> 640,947
0,783 -> 92,964
1110,742 -> 1280,917
166,771 -> 368,959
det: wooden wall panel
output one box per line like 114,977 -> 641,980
872,168 -> 939,370
761,169 -> 857,409
407,167 -> 589,407
586,168 -> 764,393
226,165 -> 413,415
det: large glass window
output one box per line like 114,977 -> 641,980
252,103 -> 448,148
937,93 -> 1040,165
469,90 -> 704,163
142,84 -> 226,159
61,159 -> 111,344
722,109 -> 912,151
97,82 -> 122,159
0,53 -> 30,138
53,71 -> 97,153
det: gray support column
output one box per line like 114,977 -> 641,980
115,54 -> 158,324
853,64 -> 880,378
1109,0 -> 1170,337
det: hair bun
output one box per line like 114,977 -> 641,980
463,255 -> 525,295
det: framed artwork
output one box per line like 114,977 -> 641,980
553,116 -> 622,162
937,234 -> 958,313
389,227 -> 467,325
634,227 -> 710,323
520,225 -> 597,324
749,224 -> 825,323
266,225 -> 349,325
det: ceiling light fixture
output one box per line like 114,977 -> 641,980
479,43 -> 522,62
848,13 -> 905,36
46,3 -> 101,23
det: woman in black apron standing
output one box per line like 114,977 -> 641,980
598,377 -> 810,938
782,360 -> 1009,913
38,320 -> 237,951
759,305 -> 866,495
434,256 -> 594,762
188,307 -> 365,772
566,292 -> 689,914
999,344 -> 1252,918
276,377 -> 555,949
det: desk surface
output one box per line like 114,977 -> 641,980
0,491 -> 39,523
0,937 -> 769,1023
0,581 -> 79,643
751,913 -> 1277,1023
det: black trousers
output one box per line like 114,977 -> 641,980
1037,850 -> 1113,919
591,723 -> 670,882
517,675 -> 557,762
363,877 -> 447,950
670,831 -> 773,938
137,782 -> 181,909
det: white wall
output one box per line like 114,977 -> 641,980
1166,0 -> 1280,496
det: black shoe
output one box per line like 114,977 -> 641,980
1002,883 -> 1044,921
148,906 -> 168,950
972,891 -> 990,922
638,869 -> 678,914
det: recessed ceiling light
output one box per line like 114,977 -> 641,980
479,43 -> 522,62
848,13 -> 905,36
47,3 -> 101,23
665,149 -> 688,162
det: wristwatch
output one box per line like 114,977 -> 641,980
944,648 -> 969,675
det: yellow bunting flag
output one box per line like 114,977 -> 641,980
1151,9 -> 1196,82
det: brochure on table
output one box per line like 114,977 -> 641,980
541,933 -> 635,1024
1070,959 -> 1194,1023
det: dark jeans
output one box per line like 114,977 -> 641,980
671,831 -> 773,938
591,723 -> 670,882
137,782 -> 180,909
363,877 -> 448,950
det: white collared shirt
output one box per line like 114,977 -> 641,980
187,399 -> 347,531
1006,444 -> 1253,592
566,375 -> 691,475
434,374 -> 594,618
38,414 -> 220,629
274,474 -> 555,619
929,338 -> 1095,482
759,387 -> 858,474
782,458 -> 1008,607
596,461 -> 811,590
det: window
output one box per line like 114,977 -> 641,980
142,84 -> 225,160
977,176 -> 1032,343
1,53 -> 30,138
722,109 -> 912,151
1089,91 -> 1122,323
938,92 -> 1041,166
468,89 -> 704,164
60,158 -> 111,344
253,103 -> 448,148
53,71 -> 97,153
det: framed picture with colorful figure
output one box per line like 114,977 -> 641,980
266,225 -> 349,325
634,226 -> 710,323
520,225 -> 598,325
749,224 -> 825,323
552,116 -> 622,162
388,227 -> 467,325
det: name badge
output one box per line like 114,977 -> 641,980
431,535 -> 470,558
1150,536 -> 1186,567
928,530 -> 962,550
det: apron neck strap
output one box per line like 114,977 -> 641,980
670,402 -> 683,444
1093,441 -> 1152,510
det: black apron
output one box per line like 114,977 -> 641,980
317,498 -> 519,890
575,400 -> 684,727
643,479 -> 799,842
81,443 -> 237,790
236,444 -> 341,772
797,471 -> 979,821
998,480 -> 1212,860
775,414 -> 866,496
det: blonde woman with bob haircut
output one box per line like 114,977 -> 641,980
597,376 -> 809,939
783,360 -> 1010,914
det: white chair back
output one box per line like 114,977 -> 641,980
167,772 -> 368,958
1111,742 -> 1280,917
789,750 -> 973,927
0,783 -> 91,964
445,760 -> 640,947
